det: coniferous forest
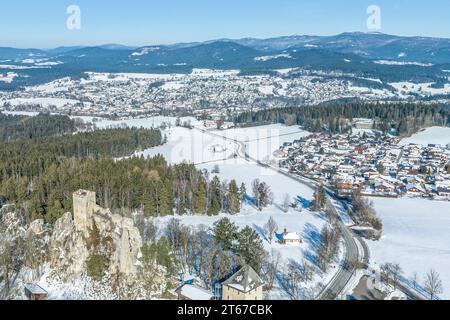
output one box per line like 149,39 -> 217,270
0,113 -> 242,224
0,113 -> 76,142
236,103 -> 450,136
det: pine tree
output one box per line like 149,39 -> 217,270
194,178 -> 207,214
208,177 -> 221,216
212,218 -> 238,251
159,182 -> 173,216
236,226 -> 266,273
228,180 -> 240,214
312,185 -> 327,211
239,183 -> 247,207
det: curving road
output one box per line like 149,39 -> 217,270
196,127 -> 368,300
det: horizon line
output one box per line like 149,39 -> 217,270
3,31 -> 450,51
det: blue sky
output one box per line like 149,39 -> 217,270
1,0 -> 449,48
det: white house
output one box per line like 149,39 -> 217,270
280,229 -> 302,246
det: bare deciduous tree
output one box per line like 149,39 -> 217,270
380,262 -> 403,289
423,269 -> 443,300
283,261 -> 305,300
262,250 -> 281,291
252,179 -> 273,211
324,204 -> 336,223
317,225 -> 341,273
0,239 -> 24,299
264,217 -> 278,243
391,263 -> 403,289
282,194 -> 290,213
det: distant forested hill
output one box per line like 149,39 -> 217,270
2,33 -> 450,91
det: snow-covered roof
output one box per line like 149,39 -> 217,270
282,232 -> 301,241
222,265 -> 264,293
24,283 -> 48,295
406,183 -> 426,193
176,284 -> 213,300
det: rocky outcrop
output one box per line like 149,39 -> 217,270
49,212 -> 89,279
0,193 -> 164,299
72,190 -> 143,277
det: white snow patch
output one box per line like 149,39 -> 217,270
254,54 -> 292,62
399,127 -> 450,146
0,72 -> 18,83
367,198 -> 450,299
276,68 -> 298,75
131,47 -> 160,56
375,60 -> 432,67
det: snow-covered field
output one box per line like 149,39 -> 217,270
367,198 -> 450,299
199,158 -> 314,210
390,82 -> 450,96
80,115 -> 199,130
135,127 -> 237,164
126,120 -> 312,165
375,60 -> 433,67
211,125 -> 311,162
400,126 -> 450,146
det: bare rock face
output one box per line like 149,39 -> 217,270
108,214 -> 143,276
27,219 -> 47,236
0,204 -> 26,240
50,212 -> 89,279
88,213 -> 144,277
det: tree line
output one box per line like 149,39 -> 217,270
0,113 -> 76,143
235,103 -> 450,137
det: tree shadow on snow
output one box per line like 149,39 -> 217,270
252,223 -> 269,243
302,223 -> 322,269
244,194 -> 260,210
274,202 -> 285,212
295,196 -> 311,209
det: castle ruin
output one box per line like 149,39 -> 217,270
72,190 -> 143,276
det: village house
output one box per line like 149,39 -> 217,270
436,181 -> 450,197
221,265 -> 265,301
406,183 -> 426,196
353,118 -> 374,130
280,228 -> 302,245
